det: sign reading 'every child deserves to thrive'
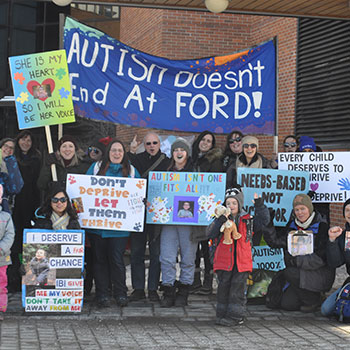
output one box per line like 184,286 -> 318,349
8,49 -> 75,129
146,171 -> 226,225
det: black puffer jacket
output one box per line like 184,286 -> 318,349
327,222 -> 350,275
192,148 -> 223,173
262,211 -> 335,292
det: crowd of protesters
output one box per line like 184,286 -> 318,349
0,130 -> 348,326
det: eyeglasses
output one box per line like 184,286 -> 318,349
284,142 -> 297,148
88,147 -> 101,154
229,137 -> 242,144
145,141 -> 159,146
243,143 -> 257,149
2,144 -> 14,150
51,197 -> 67,203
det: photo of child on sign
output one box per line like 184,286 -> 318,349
177,201 -> 194,218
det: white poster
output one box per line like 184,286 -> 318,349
66,174 -> 147,232
278,152 -> 350,203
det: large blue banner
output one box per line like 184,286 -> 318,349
64,17 -> 276,134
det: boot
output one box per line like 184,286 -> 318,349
196,271 -> 213,295
189,269 -> 202,294
160,285 -> 176,308
175,283 -> 190,307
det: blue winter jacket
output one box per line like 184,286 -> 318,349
86,162 -> 140,238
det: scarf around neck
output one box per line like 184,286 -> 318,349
294,211 -> 315,229
51,211 -> 70,230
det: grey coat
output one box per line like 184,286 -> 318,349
0,206 -> 15,266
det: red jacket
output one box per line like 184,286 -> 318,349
213,213 -> 253,273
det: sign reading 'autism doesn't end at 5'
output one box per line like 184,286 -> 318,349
8,49 -> 75,129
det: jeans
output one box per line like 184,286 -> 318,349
130,224 -> 160,291
321,287 -> 340,316
216,267 -> 249,319
88,234 -> 128,300
160,225 -> 197,286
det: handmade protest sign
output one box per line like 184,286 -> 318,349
279,152 -> 350,203
66,174 -> 147,232
237,167 -> 309,226
64,17 -> 276,135
22,229 -> 84,312
146,172 -> 226,225
252,246 -> 285,271
8,49 -> 75,129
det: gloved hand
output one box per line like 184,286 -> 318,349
253,197 -> 264,208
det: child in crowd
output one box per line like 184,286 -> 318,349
30,249 -> 50,287
207,187 -> 269,326
0,184 -> 15,320
177,201 -> 193,218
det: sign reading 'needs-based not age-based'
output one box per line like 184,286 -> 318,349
66,174 -> 147,232
278,152 -> 350,203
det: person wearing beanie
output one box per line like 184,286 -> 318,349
207,187 -> 269,326
321,199 -> 350,316
127,132 -> 170,303
159,137 -> 195,308
0,184 -> 15,320
262,193 -> 335,313
226,134 -> 276,190
37,134 -> 91,193
191,131 -> 223,295
87,139 -> 106,162
299,135 -> 316,152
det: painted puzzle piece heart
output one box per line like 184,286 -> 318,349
27,78 -> 55,101
310,183 -> 319,191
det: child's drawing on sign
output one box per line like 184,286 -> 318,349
148,197 -> 173,223
198,193 -> 222,221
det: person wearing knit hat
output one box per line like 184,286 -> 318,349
88,139 -> 106,162
299,136 -> 316,152
261,192 -> 335,313
226,134 -> 276,190
160,137 -> 195,308
321,199 -> 350,316
207,189 -> 269,326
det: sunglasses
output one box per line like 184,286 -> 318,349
243,143 -> 257,149
229,137 -> 242,144
284,142 -> 297,148
88,147 -> 101,154
146,141 -> 159,146
51,197 -> 67,203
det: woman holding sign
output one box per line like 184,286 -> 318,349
160,138 -> 197,308
86,139 -> 140,308
262,194 -> 335,312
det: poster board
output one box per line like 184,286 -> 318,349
146,172 -> 226,225
22,229 -> 84,313
8,49 -> 75,129
66,174 -> 147,232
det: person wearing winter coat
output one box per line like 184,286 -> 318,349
160,138 -> 196,308
262,193 -> 335,312
127,132 -> 170,302
86,139 -> 140,308
207,187 -> 269,326
191,131 -> 223,295
0,184 -> 15,319
37,135 -> 90,194
30,249 -> 50,286
222,130 -> 244,172
226,135 -> 276,189
321,198 -> 350,316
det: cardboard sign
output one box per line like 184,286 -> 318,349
8,49 -> 75,129
66,174 -> 147,232
22,229 -> 84,313
252,246 -> 285,271
278,152 -> 350,203
146,171 -> 226,225
237,167 -> 309,226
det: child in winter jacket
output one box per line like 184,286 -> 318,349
30,249 -> 50,286
0,184 -> 15,319
207,187 -> 269,326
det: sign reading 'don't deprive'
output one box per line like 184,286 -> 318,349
278,151 -> 350,203
66,174 -> 147,232
8,49 -> 75,129
237,167 -> 309,226
146,171 -> 226,225
22,229 -> 85,313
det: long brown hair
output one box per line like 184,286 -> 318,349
97,138 -> 131,177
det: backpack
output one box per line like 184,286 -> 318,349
265,270 -> 286,309
335,282 -> 350,323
